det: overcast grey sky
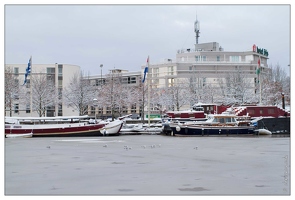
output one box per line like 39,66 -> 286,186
4,3 -> 291,76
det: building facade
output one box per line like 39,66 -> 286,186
87,69 -> 144,119
5,63 -> 81,117
141,16 -> 271,110
145,42 -> 270,88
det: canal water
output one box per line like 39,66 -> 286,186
4,134 -> 290,195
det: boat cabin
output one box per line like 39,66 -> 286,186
206,114 -> 238,125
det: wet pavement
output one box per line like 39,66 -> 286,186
4,135 -> 290,195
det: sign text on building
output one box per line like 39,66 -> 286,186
253,44 -> 269,57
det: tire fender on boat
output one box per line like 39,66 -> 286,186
176,126 -> 181,132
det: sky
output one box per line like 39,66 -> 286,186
4,2 -> 292,77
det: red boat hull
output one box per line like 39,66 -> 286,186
5,123 -> 108,137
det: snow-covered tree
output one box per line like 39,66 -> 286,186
260,63 -> 289,106
201,83 -> 219,104
21,73 -> 58,117
155,79 -> 192,111
5,66 -> 19,116
217,69 -> 253,105
100,72 -> 123,120
63,71 -> 97,116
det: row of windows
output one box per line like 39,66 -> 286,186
13,104 -> 30,114
248,108 -> 275,115
122,77 -> 137,84
194,56 -> 242,62
94,76 -> 139,86
12,66 -> 63,76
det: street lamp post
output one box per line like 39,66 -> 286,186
100,64 -> 103,88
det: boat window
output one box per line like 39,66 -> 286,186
219,118 -> 225,123
192,106 -> 204,111
225,118 -> 231,123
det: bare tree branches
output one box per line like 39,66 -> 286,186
63,71 -> 97,116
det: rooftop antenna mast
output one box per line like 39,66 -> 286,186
194,12 -> 200,44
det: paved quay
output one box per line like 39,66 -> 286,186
5,135 -> 290,195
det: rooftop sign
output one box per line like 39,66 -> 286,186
253,44 -> 269,57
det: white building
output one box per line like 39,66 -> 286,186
140,16 -> 271,109
5,63 -> 80,117
145,42 -> 270,87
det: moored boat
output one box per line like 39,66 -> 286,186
166,113 -> 255,136
120,123 -> 163,135
5,115 -> 123,137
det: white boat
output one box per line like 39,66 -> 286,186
120,123 -> 163,135
98,120 -> 124,136
5,115 -> 123,137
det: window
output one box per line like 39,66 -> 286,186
58,65 -> 63,75
129,77 -> 136,84
122,77 -> 128,84
98,107 -> 103,114
46,106 -> 55,117
47,75 -> 55,83
106,107 -> 111,114
168,78 -> 174,87
230,56 -> 240,62
96,79 -> 104,86
58,104 -> 62,116
58,76 -> 63,87
90,106 -> 95,114
14,67 -> 19,75
217,56 -> 220,61
47,68 -> 55,83
122,106 -> 128,114
131,104 -> 137,113
153,68 -> 159,77
248,108 -> 255,115
58,88 -> 62,100
47,67 -> 55,74
219,118 -> 225,123
14,104 -> 19,113
168,66 -> 174,75
268,108 -> 275,114
26,104 -> 30,113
